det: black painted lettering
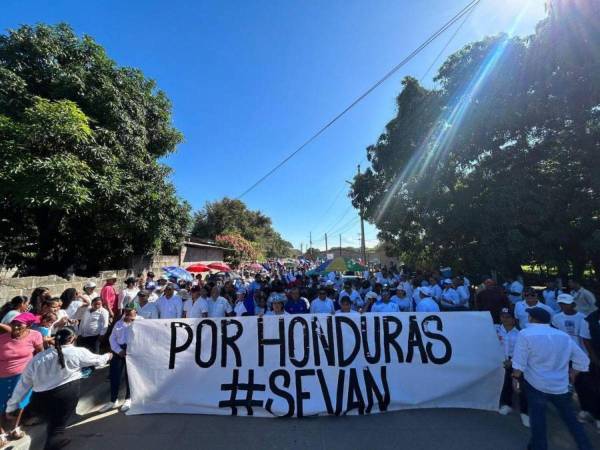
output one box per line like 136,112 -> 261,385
363,366 -> 390,413
422,316 -> 453,364
288,316 -> 310,368
360,315 -> 381,364
335,316 -> 361,367
345,368 -> 365,415
382,316 -> 404,363
168,321 -> 193,369
265,370 -> 295,417
195,320 -> 217,368
406,315 -> 428,363
221,319 -> 243,367
258,317 -> 286,367
295,369 -> 315,417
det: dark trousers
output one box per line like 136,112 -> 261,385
500,368 -> 528,413
524,379 -> 593,450
29,380 -> 80,450
77,335 -> 100,354
109,352 -> 130,403
575,363 -> 600,419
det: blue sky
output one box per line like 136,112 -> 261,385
2,0 -> 547,250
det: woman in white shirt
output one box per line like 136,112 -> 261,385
5,327 -> 111,450
74,297 -> 109,353
119,277 -> 140,313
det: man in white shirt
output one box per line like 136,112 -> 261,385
440,279 -> 463,311
416,287 -> 440,313
496,308 -> 528,424
183,286 -> 209,318
543,280 -> 563,313
454,277 -> 471,308
569,279 -> 598,316
507,276 -> 524,305
338,282 -> 363,311
310,289 -> 335,315
338,296 -> 360,315
371,290 -> 400,313
512,307 -> 592,450
74,297 -> 109,353
156,284 -> 183,319
135,290 -> 159,319
428,277 -> 442,302
206,285 -> 232,318
100,308 -> 140,413
514,287 -> 554,329
391,287 -> 412,312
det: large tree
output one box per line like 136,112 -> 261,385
191,198 -> 293,258
351,0 -> 600,279
0,24 -> 191,275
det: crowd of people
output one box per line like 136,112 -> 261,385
0,262 -> 599,449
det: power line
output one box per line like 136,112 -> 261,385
236,0 -> 482,199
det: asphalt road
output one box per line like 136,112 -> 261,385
9,369 -> 600,450
19,405 -> 600,450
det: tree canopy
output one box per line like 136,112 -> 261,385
0,24 -> 191,275
192,198 -> 293,259
351,1 -> 600,279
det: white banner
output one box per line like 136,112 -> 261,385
126,312 -> 504,417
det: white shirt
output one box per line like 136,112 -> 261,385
371,301 -> 400,313
75,306 -> 109,337
495,324 -> 519,359
543,289 -> 563,313
552,312 -> 589,350
137,302 -> 159,319
337,309 -> 360,315
456,285 -> 470,306
207,296 -> 232,318
514,301 -> 554,329
65,300 -> 85,319
416,297 -> 440,312
184,297 -> 210,318
338,290 -> 363,309
430,284 -> 442,301
119,288 -> 140,310
109,318 -> 138,354
512,324 -> 589,394
440,288 -> 460,306
156,295 -> 183,319
310,298 -> 335,314
234,301 -> 247,316
6,345 -> 111,412
391,295 -> 412,312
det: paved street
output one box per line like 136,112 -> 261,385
20,404 -> 600,450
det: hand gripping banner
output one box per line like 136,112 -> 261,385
126,312 -> 504,417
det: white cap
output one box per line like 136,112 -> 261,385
365,292 -> 378,300
420,286 -> 433,297
325,280 -> 334,286
84,281 -> 97,289
443,278 -> 453,285
557,293 -> 575,305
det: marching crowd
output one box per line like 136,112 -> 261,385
0,263 -> 599,449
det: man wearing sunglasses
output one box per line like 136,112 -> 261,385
514,287 -> 554,330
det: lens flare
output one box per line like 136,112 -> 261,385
374,2 -> 533,224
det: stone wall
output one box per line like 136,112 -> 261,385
0,254 -> 181,305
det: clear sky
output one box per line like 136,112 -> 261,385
1,0 -> 547,250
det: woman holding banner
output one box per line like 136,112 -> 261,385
5,327 -> 111,450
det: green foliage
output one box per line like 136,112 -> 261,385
192,198 -> 293,258
0,23 -> 191,274
215,233 -> 260,262
351,1 -> 600,279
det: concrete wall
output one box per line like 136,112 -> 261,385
181,246 -> 223,264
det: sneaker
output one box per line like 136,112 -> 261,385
98,401 -> 118,413
120,399 -> 131,412
577,410 -> 593,423
520,413 -> 530,428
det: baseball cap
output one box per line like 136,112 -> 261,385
84,281 -> 97,289
443,278 -> 453,285
557,293 -> 575,305
365,292 -> 378,300
526,307 -> 551,324
420,286 -> 433,297
500,307 -> 512,316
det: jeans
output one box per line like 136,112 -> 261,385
524,379 -> 593,450
109,352 -> 130,403
29,380 -> 80,450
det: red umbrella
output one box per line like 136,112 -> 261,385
208,262 -> 231,272
186,263 -> 211,273
247,263 -> 264,271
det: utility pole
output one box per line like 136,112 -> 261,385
339,234 -> 342,256
300,242 -> 303,256
309,231 -> 312,260
325,233 -> 328,253
357,164 -> 367,265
